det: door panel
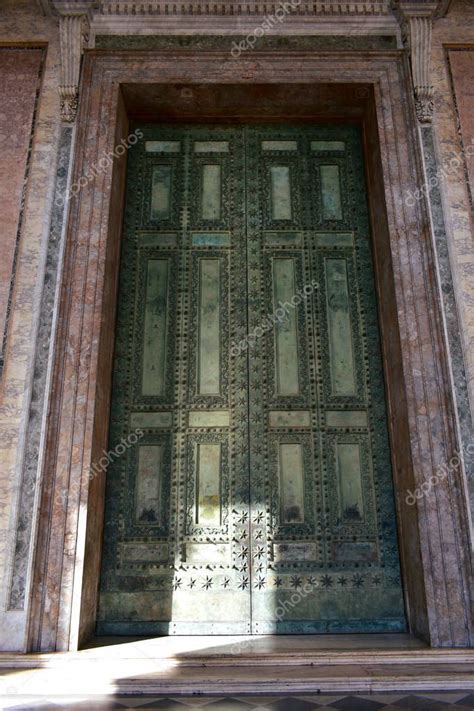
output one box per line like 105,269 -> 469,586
98,128 -> 252,634
97,125 -> 406,635
246,127 -> 405,633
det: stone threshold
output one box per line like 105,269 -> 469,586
0,635 -> 473,694
0,661 -> 473,695
2,634 -> 474,666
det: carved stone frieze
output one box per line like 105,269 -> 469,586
43,0 -> 452,19
98,0 -> 392,15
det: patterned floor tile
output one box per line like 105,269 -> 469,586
117,700 -> 162,709
337,696 -> 405,706
233,700 -> 282,707
168,699 -> 228,708
259,699 -> 319,711
71,699 -> 129,711
6,695 -> 474,711
8,703 -> 115,711
419,694 -> 474,705
328,697 -> 385,711
199,700 -> 256,710
135,701 -> 192,710
292,698 -> 347,706
394,696 -> 458,709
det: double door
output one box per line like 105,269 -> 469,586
98,124 -> 406,635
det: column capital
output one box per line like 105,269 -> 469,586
53,4 -> 96,122
392,1 -> 448,123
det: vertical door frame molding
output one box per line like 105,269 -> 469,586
29,49 -> 473,651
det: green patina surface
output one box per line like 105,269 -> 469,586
98,124 -> 406,635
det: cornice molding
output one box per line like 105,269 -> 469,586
42,0 -> 453,20
52,1 -> 98,14
49,0 -> 452,123
97,1 -> 392,16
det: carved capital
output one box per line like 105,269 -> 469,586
415,85 -> 434,123
406,12 -> 435,123
54,3 -> 96,122
59,85 -> 79,122
393,1 -> 443,123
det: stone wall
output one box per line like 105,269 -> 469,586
0,47 -> 44,374
429,0 -> 474,515
0,0 -> 473,652
0,0 -> 65,652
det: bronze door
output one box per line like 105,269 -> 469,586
97,125 -> 406,635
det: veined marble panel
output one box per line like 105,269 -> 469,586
335,442 -> 364,522
150,165 -> 172,220
278,442 -> 305,524
272,258 -> 300,395
198,259 -> 221,395
188,410 -> 230,427
201,165 -> 221,220
142,259 -> 169,396
135,445 -> 163,524
269,410 -> 311,428
320,165 -> 342,220
270,166 -> 292,220
146,141 -> 180,153
325,258 -> 356,396
196,443 -> 222,527
130,412 -> 173,429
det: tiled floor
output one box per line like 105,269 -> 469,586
4,694 -> 474,710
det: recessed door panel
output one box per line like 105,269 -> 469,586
325,257 -> 356,396
135,445 -> 163,524
197,259 -> 221,396
142,259 -> 169,396
272,258 -> 300,396
98,125 -> 406,636
150,165 -> 172,220
279,442 -> 305,524
195,442 -> 222,527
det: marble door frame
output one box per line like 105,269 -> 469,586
28,49 -> 473,651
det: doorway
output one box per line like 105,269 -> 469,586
97,123 -> 406,635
